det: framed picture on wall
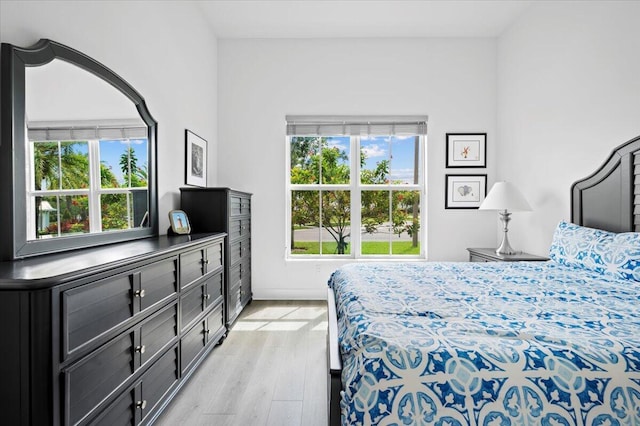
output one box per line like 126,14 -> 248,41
445,174 -> 487,209
446,133 -> 486,168
186,129 -> 207,187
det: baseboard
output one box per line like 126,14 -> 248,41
252,288 -> 328,300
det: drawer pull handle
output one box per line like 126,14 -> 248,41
204,329 -> 210,335
136,400 -> 147,410
135,345 -> 146,354
202,259 -> 210,265
134,289 -> 146,298
203,293 -> 211,300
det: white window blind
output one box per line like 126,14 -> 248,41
285,115 -> 428,137
28,125 -> 147,141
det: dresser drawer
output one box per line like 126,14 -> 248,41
89,388 -> 135,426
227,281 -> 241,324
205,302 -> 225,343
180,271 -> 223,332
229,260 -> 250,292
65,303 -> 177,425
63,257 -> 177,357
181,303 -> 224,374
230,193 -> 251,217
228,261 -> 251,325
140,346 -> 180,424
180,241 -> 223,290
229,238 -> 250,266
139,258 -> 177,311
229,217 -> 251,240
206,242 -> 223,272
179,248 -> 205,290
240,263 -> 252,304
66,331 -> 135,425
139,304 -> 178,367
88,345 -> 179,426
469,254 -> 490,262
63,274 -> 134,356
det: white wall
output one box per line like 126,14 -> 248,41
497,1 -> 640,255
218,39 -> 498,299
0,0 -> 219,233
8,1 -> 634,300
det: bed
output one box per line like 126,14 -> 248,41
327,134 -> 640,426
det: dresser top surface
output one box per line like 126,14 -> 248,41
0,233 -> 226,289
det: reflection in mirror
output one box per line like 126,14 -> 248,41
0,39 -> 157,260
26,59 -> 149,241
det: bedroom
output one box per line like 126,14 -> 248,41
1,0 -> 639,425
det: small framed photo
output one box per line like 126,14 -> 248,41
446,133 -> 486,168
445,174 -> 487,209
168,210 -> 191,234
186,129 -> 207,187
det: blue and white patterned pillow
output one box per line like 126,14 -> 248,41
549,221 -> 640,281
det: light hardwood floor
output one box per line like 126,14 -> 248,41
155,300 -> 328,426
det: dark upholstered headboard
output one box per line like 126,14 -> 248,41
572,135 -> 640,233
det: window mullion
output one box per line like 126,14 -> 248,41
57,141 -> 63,190
420,135 -> 426,258
387,135 -> 392,256
31,189 -> 89,196
126,140 -> 132,228
317,137 -> 323,255
317,136 -> 322,185
88,140 -> 101,233
352,135 -> 361,257
388,190 -> 393,255
318,189 -> 323,255
26,141 -> 36,240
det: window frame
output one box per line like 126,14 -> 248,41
286,134 -> 426,260
27,136 -> 149,240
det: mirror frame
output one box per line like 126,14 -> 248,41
0,39 -> 158,260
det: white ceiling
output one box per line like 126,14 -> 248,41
197,0 -> 534,39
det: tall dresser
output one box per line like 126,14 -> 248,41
0,233 -> 226,425
180,188 -> 252,328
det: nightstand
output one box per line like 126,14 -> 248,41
467,248 -> 548,262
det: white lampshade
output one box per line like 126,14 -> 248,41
480,182 -> 532,211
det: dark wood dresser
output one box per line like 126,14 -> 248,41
180,188 -> 252,328
0,233 -> 226,425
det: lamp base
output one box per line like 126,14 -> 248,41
495,237 -> 517,255
495,210 -> 517,255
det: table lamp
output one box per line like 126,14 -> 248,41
479,181 -> 532,255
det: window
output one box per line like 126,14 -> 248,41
286,116 -> 427,258
28,124 -> 148,240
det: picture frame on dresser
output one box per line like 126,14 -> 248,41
168,209 -> 191,234
185,129 -> 207,187
446,133 -> 486,168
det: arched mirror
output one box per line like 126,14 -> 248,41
0,39 -> 158,260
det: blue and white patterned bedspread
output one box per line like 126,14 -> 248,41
328,261 -> 640,426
